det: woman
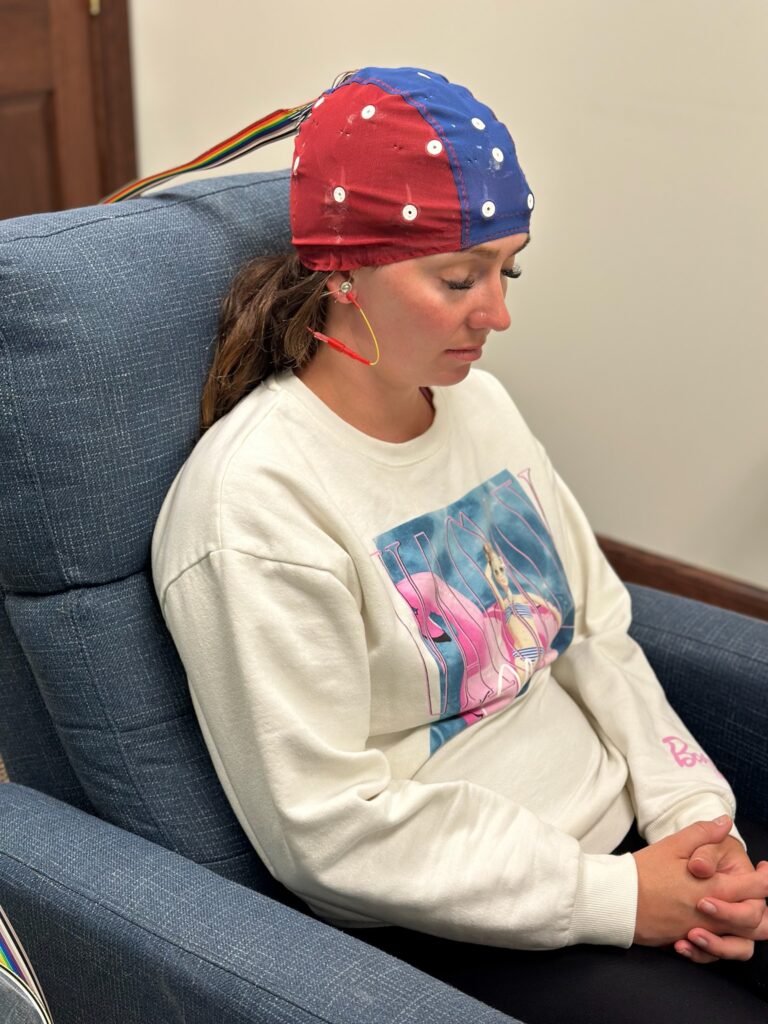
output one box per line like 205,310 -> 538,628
150,66 -> 768,1021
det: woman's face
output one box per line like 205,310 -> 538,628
326,231 -> 530,390
491,553 -> 510,589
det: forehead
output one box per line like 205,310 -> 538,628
362,233 -> 531,281
420,233 -> 531,266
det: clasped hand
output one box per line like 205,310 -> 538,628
632,816 -> 768,964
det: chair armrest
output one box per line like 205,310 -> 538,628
0,784 -> 518,1024
628,583 -> 768,823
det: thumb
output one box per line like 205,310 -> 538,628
666,815 -> 732,856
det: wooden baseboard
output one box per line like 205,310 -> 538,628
596,535 -> 768,622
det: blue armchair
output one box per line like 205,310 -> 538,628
1,171 -> 766,1024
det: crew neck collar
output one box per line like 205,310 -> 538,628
267,370 -> 451,466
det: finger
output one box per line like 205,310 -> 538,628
715,869 -> 768,904
687,929 -> 755,962
675,939 -> 719,965
715,903 -> 768,943
697,896 -> 767,934
687,845 -> 718,879
669,816 -> 732,857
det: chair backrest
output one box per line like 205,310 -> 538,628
0,171 -> 305,902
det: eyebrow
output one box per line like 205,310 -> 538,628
466,235 -> 532,260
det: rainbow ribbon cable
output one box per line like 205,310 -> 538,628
0,904 -> 53,1024
101,100 -> 315,204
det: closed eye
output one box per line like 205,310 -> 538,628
444,266 -> 523,291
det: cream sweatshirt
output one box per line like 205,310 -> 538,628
151,367 -> 737,950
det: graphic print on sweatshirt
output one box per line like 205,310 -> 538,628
372,469 -> 575,754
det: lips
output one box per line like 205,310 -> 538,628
446,347 -> 483,361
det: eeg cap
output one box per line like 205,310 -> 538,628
290,66 -> 534,271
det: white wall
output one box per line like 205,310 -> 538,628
127,0 -> 768,588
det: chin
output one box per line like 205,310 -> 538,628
448,362 -> 475,380
419,361 -> 475,388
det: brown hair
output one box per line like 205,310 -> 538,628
199,251 -> 331,435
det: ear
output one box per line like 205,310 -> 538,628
325,272 -> 355,302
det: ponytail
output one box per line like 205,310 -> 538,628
199,251 -> 330,434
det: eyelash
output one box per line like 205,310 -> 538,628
445,267 -> 523,291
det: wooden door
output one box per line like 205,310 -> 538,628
0,0 -> 136,218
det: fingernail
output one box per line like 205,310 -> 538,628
713,815 -> 730,825
677,947 -> 692,958
692,935 -> 709,948
699,900 -> 717,915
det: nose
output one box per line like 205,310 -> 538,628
468,281 -> 511,333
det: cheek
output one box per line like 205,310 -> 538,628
365,272 -> 463,345
405,287 -> 461,331
378,290 -> 448,334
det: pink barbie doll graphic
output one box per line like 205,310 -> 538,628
374,469 -> 574,753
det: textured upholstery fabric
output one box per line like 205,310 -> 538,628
0,173 -> 300,893
0,784 -> 516,1024
4,573 -> 269,882
0,602 -> 92,809
0,173 -> 291,593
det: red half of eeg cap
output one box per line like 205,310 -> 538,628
291,79 -> 462,271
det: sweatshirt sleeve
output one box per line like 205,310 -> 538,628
537,444 -> 742,848
159,546 -> 638,950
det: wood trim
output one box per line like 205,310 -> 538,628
596,535 -> 768,622
47,0 -> 101,208
87,0 -> 137,197
45,0 -> 136,210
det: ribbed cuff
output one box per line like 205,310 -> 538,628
568,852 -> 638,947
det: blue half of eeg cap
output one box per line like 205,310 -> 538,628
342,66 -> 534,249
